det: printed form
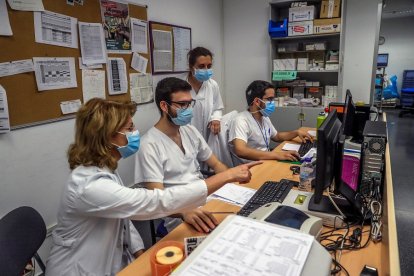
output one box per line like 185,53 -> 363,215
129,73 -> 153,104
152,29 -> 172,72
131,18 -> 148,54
173,215 -> 314,276
34,10 -> 78,49
78,22 -> 107,65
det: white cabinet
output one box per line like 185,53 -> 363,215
269,0 -> 345,129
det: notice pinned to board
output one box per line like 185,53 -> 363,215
33,57 -> 77,91
7,0 -> 44,11
107,58 -> 128,95
0,0 -> 13,36
34,10 -> 78,49
131,52 -> 148,73
79,22 -> 107,65
60,99 -> 82,115
0,59 -> 34,78
131,18 -> 148,54
100,0 -> 131,53
0,85 -> 10,133
82,70 -> 105,103
152,29 -> 173,72
130,73 -> 153,104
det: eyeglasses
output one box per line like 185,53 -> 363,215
169,99 -> 196,110
261,97 -> 275,103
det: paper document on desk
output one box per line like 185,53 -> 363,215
282,143 -> 301,152
207,183 -> 256,207
172,215 -> 314,276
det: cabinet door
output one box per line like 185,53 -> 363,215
270,106 -> 324,131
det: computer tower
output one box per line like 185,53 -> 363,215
359,121 -> 387,198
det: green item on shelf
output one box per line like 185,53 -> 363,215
272,70 -> 297,81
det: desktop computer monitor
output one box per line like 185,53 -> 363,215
342,90 -> 355,137
377,53 -> 389,68
309,109 -> 364,219
310,109 -> 342,206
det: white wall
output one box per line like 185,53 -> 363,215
341,0 -> 382,103
0,0 -> 224,267
379,16 -> 414,92
223,0 -> 270,113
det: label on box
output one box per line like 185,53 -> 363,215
289,6 -> 316,22
288,21 -> 313,36
314,18 -> 341,34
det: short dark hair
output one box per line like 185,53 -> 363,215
245,80 -> 275,105
188,47 -> 213,67
155,77 -> 192,114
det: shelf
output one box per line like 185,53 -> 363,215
297,70 -> 338,73
277,50 -> 326,54
271,33 -> 340,41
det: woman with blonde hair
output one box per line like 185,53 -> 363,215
45,98 -> 258,276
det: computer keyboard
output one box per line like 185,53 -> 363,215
237,179 -> 298,217
298,141 -> 317,157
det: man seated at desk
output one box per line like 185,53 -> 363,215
135,77 -> 257,234
228,80 -> 312,165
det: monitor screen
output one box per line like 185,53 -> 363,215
377,53 -> 388,67
342,90 -> 355,137
312,110 -> 342,204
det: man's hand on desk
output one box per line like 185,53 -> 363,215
182,209 -> 219,233
272,150 -> 300,161
297,129 -> 314,143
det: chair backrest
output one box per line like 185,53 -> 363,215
0,206 -> 46,276
207,111 -> 238,168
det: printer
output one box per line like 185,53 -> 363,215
248,202 -> 323,240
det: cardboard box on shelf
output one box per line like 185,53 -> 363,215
325,63 -> 339,70
314,18 -> 341,34
289,6 -> 316,22
273,59 -> 297,71
288,21 -> 313,36
297,58 -> 308,71
320,0 -> 341,19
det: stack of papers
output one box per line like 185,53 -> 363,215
207,183 -> 256,207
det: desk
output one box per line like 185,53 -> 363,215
118,126 -> 400,276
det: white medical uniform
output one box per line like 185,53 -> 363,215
45,165 -> 207,276
135,125 -> 212,231
180,74 -> 224,140
228,110 -> 278,165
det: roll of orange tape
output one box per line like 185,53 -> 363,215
150,241 -> 185,276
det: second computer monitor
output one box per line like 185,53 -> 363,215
342,90 -> 355,137
312,109 -> 342,204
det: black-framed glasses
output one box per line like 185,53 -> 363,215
261,97 -> 275,103
169,99 -> 196,110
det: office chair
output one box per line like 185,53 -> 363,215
0,206 -> 47,276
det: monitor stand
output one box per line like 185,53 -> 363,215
308,194 -> 361,221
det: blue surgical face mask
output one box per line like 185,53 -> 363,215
194,68 -> 213,82
169,107 -> 193,126
113,130 -> 140,159
258,99 -> 276,117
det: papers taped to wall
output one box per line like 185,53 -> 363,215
129,73 -> 153,104
33,57 -> 77,91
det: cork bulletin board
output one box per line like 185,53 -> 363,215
0,0 -> 150,128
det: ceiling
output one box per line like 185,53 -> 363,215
382,0 -> 414,19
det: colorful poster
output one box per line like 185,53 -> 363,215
100,0 -> 131,53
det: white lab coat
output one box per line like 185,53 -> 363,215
45,165 -> 207,276
228,110 -> 278,165
180,74 -> 224,140
135,125 -> 212,231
